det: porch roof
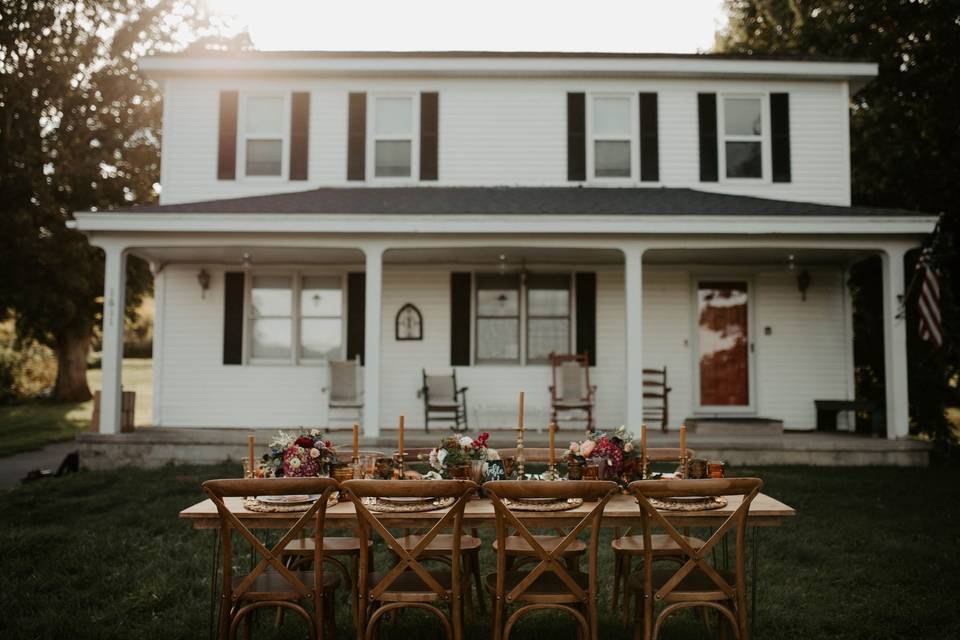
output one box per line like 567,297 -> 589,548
109,187 -> 927,218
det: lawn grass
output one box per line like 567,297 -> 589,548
1,464 -> 959,639
0,358 -> 152,457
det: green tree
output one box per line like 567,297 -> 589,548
0,1 -> 244,401
718,0 -> 960,444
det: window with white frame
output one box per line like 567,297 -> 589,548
722,96 -> 764,179
475,274 -> 521,362
248,273 -> 343,363
474,273 -> 572,364
526,274 -> 571,362
372,96 -> 414,178
591,95 -> 633,179
242,95 -> 286,177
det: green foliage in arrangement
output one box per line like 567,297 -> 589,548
719,0 -> 960,450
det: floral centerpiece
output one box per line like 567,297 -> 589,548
423,432 -> 500,480
565,425 -> 639,484
264,429 -> 339,477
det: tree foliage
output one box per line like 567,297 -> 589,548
718,0 -> 960,444
0,0 -> 246,401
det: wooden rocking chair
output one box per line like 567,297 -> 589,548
419,369 -> 469,433
548,353 -> 596,432
643,367 -> 671,433
324,357 -> 363,426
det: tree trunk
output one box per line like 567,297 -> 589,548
53,330 -> 93,402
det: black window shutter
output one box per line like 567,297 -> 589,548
575,272 -> 596,366
697,93 -> 719,182
346,272 -> 366,363
217,91 -> 238,180
222,272 -> 245,364
639,92 -> 659,182
450,272 -> 471,366
770,93 -> 791,183
420,92 -> 439,181
567,92 -> 586,181
290,92 -> 310,180
347,92 -> 366,181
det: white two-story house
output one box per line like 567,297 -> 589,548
71,51 -> 936,440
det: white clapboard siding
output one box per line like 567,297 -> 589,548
159,76 -> 850,206
154,262 -> 851,431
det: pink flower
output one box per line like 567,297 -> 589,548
569,442 -> 580,453
309,448 -> 320,458
580,440 -> 596,458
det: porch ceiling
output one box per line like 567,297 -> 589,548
132,246 -> 365,266
383,246 -> 624,265
644,247 -> 875,266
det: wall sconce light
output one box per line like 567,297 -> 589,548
240,252 -> 252,271
197,269 -> 211,299
797,268 -> 811,301
497,253 -> 508,276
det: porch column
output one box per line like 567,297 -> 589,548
363,245 -> 385,437
623,245 -> 646,430
99,243 -> 127,435
881,245 -> 910,439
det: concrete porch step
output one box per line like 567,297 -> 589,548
684,417 -> 784,436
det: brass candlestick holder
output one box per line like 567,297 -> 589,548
394,452 -> 405,479
515,435 -> 525,479
678,451 -> 688,479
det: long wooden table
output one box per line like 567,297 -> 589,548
181,492 -> 794,638
180,492 -> 795,529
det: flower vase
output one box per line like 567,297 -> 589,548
468,460 -> 486,484
567,460 -> 584,480
448,464 -> 470,479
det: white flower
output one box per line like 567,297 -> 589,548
309,448 -> 321,458
429,449 -> 440,470
459,436 -> 474,448
624,442 -> 634,453
437,449 -> 448,466
288,457 -> 302,469
310,428 -> 320,436
485,448 -> 501,461
569,442 -> 580,453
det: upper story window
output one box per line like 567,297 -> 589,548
721,96 -> 765,179
248,272 -> 343,364
241,94 -> 287,178
589,95 -> 634,180
372,96 -> 416,178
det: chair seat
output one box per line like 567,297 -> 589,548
492,535 -> 587,557
484,570 -> 589,604
232,569 -> 339,601
367,570 -> 452,602
611,534 -> 706,556
284,536 -> 372,555
396,533 -> 482,554
427,401 -> 460,410
552,401 -> 592,409
627,567 -> 737,602
329,400 -> 363,408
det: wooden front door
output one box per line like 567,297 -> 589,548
696,280 -> 751,408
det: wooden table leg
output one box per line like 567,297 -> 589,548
750,526 -> 760,638
209,529 -> 220,640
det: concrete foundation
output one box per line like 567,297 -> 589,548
76,426 -> 931,470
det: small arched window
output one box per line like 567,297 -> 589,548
395,303 -> 423,341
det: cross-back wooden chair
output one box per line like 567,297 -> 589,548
642,367 -> 671,432
202,477 -> 340,640
548,353 -> 596,432
611,448 -> 702,617
419,369 -> 469,433
484,480 -> 618,640
626,478 -> 763,640
489,448 -> 589,571
341,479 -> 478,640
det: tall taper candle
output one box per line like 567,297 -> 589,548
352,423 -> 360,461
247,435 -> 255,477
518,391 -> 525,433
679,424 -> 687,477
549,420 -> 556,467
641,423 -> 648,478
398,415 -> 405,465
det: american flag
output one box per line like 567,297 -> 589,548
916,247 -> 942,349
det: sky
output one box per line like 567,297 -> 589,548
204,0 -> 728,54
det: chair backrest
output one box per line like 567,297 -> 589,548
202,477 -> 339,603
484,480 -> 618,605
550,353 -> 590,402
645,447 -> 697,463
495,447 -> 554,463
328,359 -> 359,402
341,479 -> 478,601
627,478 -> 762,604
424,371 -> 456,403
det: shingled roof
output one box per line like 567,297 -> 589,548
113,187 -> 924,217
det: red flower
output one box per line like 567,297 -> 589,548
473,432 -> 490,447
324,439 -> 333,449
294,436 -> 315,449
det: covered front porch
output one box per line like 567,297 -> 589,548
85,230 -> 918,443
